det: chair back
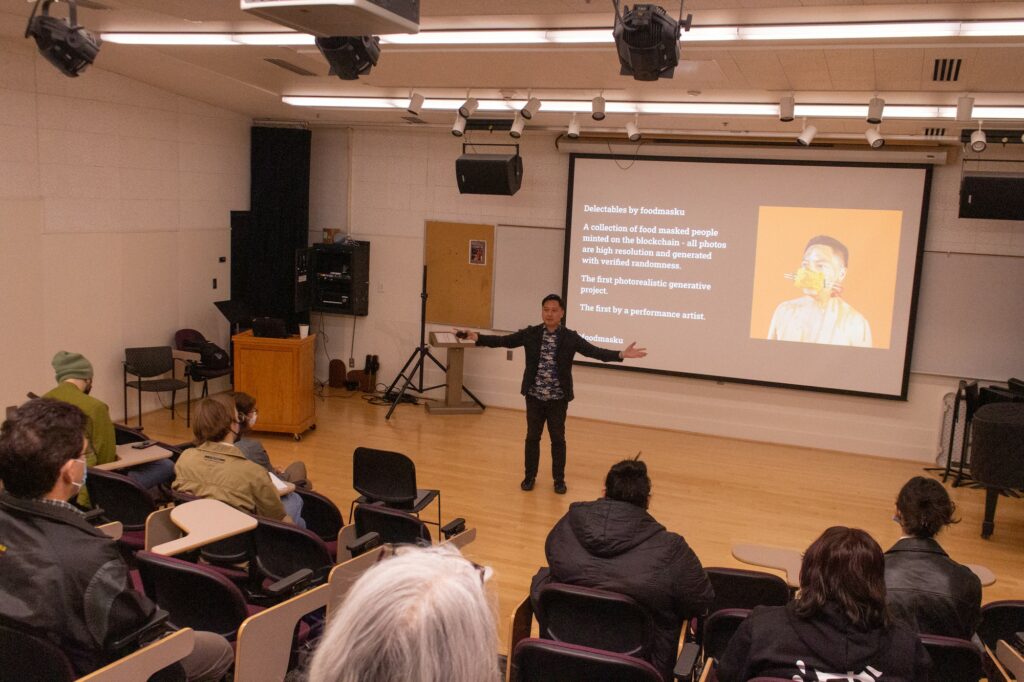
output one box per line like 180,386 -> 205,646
295,488 -> 344,543
703,608 -> 751,661
919,634 -> 983,682
353,504 -> 430,545
254,517 -> 334,583
200,531 -> 255,567
706,567 -> 790,615
513,638 -> 662,682
86,468 -> 158,529
135,551 -> 250,640
977,600 -> 1024,650
0,621 -> 76,681
353,447 -> 418,505
125,346 -> 175,378
536,583 -> 653,659
962,380 -> 980,422
174,328 -> 206,352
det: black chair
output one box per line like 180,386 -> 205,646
977,600 -> 1024,651
694,567 -> 789,647
123,346 -> 188,428
536,583 -> 653,659
86,468 -> 160,551
253,517 -> 334,588
944,380 -> 980,486
0,621 -> 76,681
350,446 -> 440,528
136,550 -> 256,641
920,634 -> 984,682
295,488 -> 344,558
513,638 -> 663,682
353,503 -> 432,545
174,328 -> 232,423
701,608 -> 751,662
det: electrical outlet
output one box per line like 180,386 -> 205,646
349,357 -> 355,368
507,350 -> 513,361
212,278 -> 217,289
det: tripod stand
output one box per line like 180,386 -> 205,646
384,266 -> 484,419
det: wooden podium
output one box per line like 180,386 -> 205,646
426,332 -> 483,415
232,330 -> 316,440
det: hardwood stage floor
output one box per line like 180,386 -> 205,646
141,390 -> 1023,652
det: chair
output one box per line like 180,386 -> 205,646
350,447 -> 441,528
295,488 -> 344,558
701,608 -> 751,662
353,503 -> 431,545
123,347 -> 188,428
977,600 -> 1024,650
253,517 -> 334,586
513,638 -> 663,682
694,567 -> 789,647
174,328 -> 233,422
135,550 -> 256,640
919,634 -> 984,682
86,468 -> 160,551
536,583 -> 653,659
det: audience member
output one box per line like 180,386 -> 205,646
173,396 -> 304,527
0,399 -> 233,680
233,392 -> 310,488
43,350 -> 174,502
718,526 -> 929,682
530,457 -> 713,681
885,476 -> 981,639
307,544 -> 500,682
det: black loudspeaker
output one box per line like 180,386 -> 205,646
959,174 -> 1024,221
456,153 -> 523,196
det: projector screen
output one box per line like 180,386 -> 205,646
564,155 -> 931,399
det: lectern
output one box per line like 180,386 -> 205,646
427,332 -> 484,415
233,330 -> 316,440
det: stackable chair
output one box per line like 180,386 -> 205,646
174,328 -> 233,419
349,447 -> 440,528
352,503 -> 433,545
294,488 -> 345,558
86,468 -> 161,552
123,346 -> 187,428
253,517 -> 335,589
919,634 -> 984,682
513,639 -> 663,682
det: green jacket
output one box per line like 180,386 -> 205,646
43,382 -> 117,507
173,441 -> 287,521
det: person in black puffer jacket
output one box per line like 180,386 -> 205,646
718,526 -> 930,682
530,458 -> 714,681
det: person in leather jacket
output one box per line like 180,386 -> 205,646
884,476 -> 981,639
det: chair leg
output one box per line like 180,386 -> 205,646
123,367 -> 128,425
201,380 -> 209,398
437,493 -> 442,531
137,386 -> 143,428
170,390 -> 176,420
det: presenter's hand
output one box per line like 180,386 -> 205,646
620,342 -> 647,359
455,329 -> 479,342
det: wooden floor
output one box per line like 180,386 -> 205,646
141,390 -> 1024,653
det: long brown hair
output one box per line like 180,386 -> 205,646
795,526 -> 889,629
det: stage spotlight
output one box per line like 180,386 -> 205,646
592,95 -> 606,121
567,113 -> 581,139
797,124 -> 817,146
970,128 -> 987,153
407,92 -> 424,115
451,114 -> 466,137
458,97 -> 478,118
509,112 -> 525,139
521,97 -> 541,120
956,96 -> 974,122
866,96 -> 885,124
625,117 -> 641,141
779,95 -> 795,122
25,0 -> 101,78
612,1 -> 692,81
865,127 -> 885,149
315,35 -> 380,80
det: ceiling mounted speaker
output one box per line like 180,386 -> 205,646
456,153 -> 523,196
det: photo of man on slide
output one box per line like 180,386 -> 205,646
767,235 -> 873,347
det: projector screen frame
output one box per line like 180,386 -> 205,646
561,152 -> 933,401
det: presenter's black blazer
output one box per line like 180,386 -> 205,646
475,324 -> 621,401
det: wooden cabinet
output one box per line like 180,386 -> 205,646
232,330 -> 316,440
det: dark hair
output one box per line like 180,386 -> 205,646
234,392 -> 256,417
191,397 -> 235,444
604,458 -> 651,509
805,235 -> 849,267
541,294 -> 564,309
0,399 -> 86,498
795,526 -> 889,629
896,476 -> 957,538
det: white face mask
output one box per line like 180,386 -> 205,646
247,411 -> 257,428
71,457 -> 87,492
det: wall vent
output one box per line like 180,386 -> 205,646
932,58 -> 962,82
924,127 -> 946,137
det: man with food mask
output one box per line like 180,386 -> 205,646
767,235 -> 872,347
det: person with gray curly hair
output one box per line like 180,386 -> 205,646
307,544 -> 500,682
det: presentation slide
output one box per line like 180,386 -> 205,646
564,155 -> 930,398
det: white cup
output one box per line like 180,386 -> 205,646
299,324 -> 310,339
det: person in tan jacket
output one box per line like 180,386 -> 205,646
173,396 -> 294,523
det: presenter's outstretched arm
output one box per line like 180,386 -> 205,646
619,342 -> 647,360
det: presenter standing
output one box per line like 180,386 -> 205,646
461,294 -> 646,494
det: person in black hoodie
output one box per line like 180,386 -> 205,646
884,476 -> 981,640
530,458 -> 714,681
718,526 -> 930,682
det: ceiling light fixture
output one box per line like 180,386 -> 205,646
458,97 -> 479,118
25,0 -> 101,77
797,121 -> 817,146
567,113 -> 581,139
315,35 -> 380,80
867,97 -> 885,124
779,95 -> 795,122
865,126 -> 885,148
612,0 -> 692,81
592,95 -> 606,121
510,112 -> 525,139
626,115 -> 641,141
521,96 -> 541,120
407,92 -> 424,115
956,96 -> 974,122
451,114 -> 466,137
970,124 -> 987,152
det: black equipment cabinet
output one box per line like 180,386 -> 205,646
304,241 -> 370,316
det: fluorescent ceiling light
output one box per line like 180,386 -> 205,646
973,106 -> 1024,119
232,33 -> 315,46
959,21 -> 1024,37
738,22 -> 959,41
101,33 -> 237,45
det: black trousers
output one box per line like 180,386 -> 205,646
524,395 -> 568,482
